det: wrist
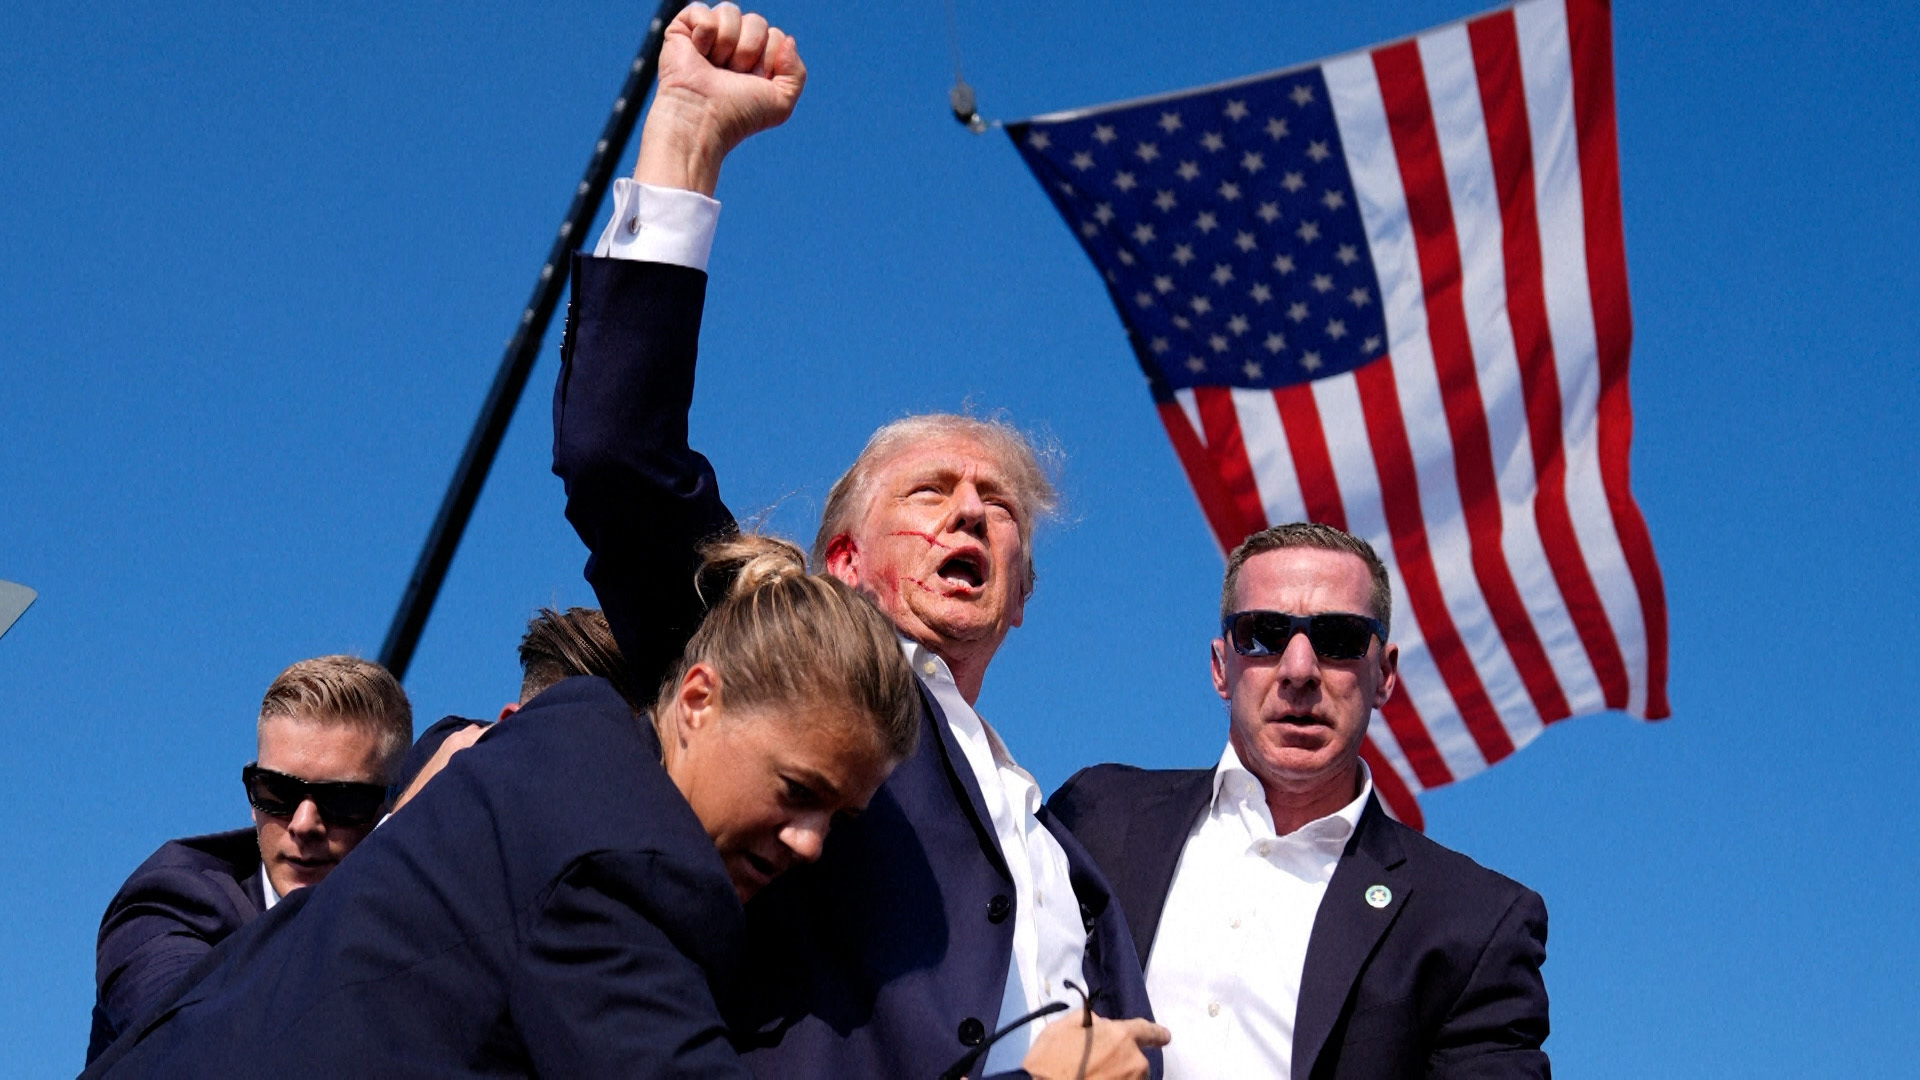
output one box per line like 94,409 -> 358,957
633,94 -> 730,196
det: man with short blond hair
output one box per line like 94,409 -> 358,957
1052,522 -> 1551,1079
87,655 -> 410,1063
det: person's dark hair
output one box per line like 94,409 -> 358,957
258,656 -> 413,780
663,533 -> 919,762
1221,522 -> 1393,637
518,607 -> 634,710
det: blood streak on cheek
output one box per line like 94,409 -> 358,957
889,530 -> 951,549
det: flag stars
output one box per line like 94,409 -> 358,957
1348,286 -> 1371,307
1191,295 -> 1214,315
1266,116 -> 1289,139
1115,171 -> 1138,192
1363,334 -> 1383,353
1057,181 -> 1076,195
1173,315 -> 1192,329
1282,171 -> 1306,193
1093,124 -> 1117,144
1296,220 -> 1321,242
1150,336 -> 1170,354
1218,180 -> 1242,201
1027,130 -> 1052,150
1201,132 -> 1226,152
1195,211 -> 1219,233
1117,249 -> 1136,266
1264,332 -> 1287,353
1070,151 -> 1094,172
1321,189 -> 1347,211
1234,231 -> 1258,253
1079,221 -> 1098,238
1227,314 -> 1250,336
1134,291 -> 1154,308
1243,359 -> 1265,379
1131,222 -> 1156,244
1177,161 -> 1201,181
1288,301 -> 1309,322
1187,355 -> 1207,373
1273,254 -> 1296,274
1241,151 -> 1266,174
1154,189 -> 1178,212
1301,350 -> 1324,371
1211,263 -> 1235,286
1290,83 -> 1316,107
1210,334 -> 1230,354
1093,203 -> 1115,224
1249,283 -> 1273,303
1172,243 -> 1196,266
1307,140 -> 1332,163
1159,111 -> 1184,133
1312,273 -> 1334,293
1336,244 -> 1360,266
1326,319 -> 1348,340
1154,274 -> 1175,294
1224,99 -> 1249,121
1136,141 -> 1161,162
1257,201 -> 1281,224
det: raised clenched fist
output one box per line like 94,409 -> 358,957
635,2 -> 807,196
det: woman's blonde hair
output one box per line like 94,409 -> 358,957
659,533 -> 920,760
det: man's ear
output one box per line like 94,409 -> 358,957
496,701 -> 521,723
1373,642 -> 1399,709
1211,639 -> 1232,701
824,534 -> 861,588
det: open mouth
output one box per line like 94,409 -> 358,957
743,852 -> 779,883
936,551 -> 986,590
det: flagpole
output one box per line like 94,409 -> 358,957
379,0 -> 690,680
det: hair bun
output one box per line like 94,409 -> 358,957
697,532 -> 809,603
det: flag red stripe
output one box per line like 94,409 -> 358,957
1361,737 -> 1427,830
1194,387 -> 1270,541
1271,385 -> 1347,529
1156,399 -> 1254,553
1373,40 -> 1572,729
1467,9 -> 1632,714
1566,0 -> 1670,718
1353,357 -> 1515,764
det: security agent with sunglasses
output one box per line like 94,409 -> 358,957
86,655 -> 410,1063
1050,523 -> 1551,1079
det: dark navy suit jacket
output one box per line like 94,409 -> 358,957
1050,765 -> 1552,1079
83,677 -> 751,1079
87,829 -> 266,1062
554,254 -> 1156,1079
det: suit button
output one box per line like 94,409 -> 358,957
987,895 -> 1012,924
958,1017 -> 987,1046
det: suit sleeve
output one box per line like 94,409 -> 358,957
513,852 -> 752,1079
1427,888 -> 1551,1079
93,868 -> 247,1052
552,254 -> 737,701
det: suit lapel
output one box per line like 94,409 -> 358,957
918,679 -> 1011,879
1125,771 -> 1215,965
1292,797 -> 1410,1076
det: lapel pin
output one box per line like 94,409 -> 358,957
1364,884 -> 1392,909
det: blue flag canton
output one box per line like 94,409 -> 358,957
1013,68 -> 1387,393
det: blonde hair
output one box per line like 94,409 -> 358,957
1222,522 -> 1393,637
257,656 -> 414,779
661,533 -> 920,760
811,413 -> 1060,596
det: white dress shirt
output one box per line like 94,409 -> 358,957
596,188 -> 1090,1072
259,863 -> 281,911
1146,744 -> 1373,1080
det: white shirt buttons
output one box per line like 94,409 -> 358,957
1208,1001 -> 1222,1018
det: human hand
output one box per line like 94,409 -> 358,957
635,2 -> 806,196
1019,1015 -> 1170,1080
389,722 -> 486,813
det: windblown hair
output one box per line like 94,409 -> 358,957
1221,522 -> 1394,638
661,533 -> 919,761
518,607 -> 634,710
258,655 -> 414,779
811,413 -> 1060,596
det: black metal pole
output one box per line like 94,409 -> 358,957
379,0 -> 690,679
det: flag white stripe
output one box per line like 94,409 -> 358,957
1516,0 -> 1651,716
1231,389 -> 1308,525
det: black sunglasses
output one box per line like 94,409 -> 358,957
1221,610 -> 1387,661
242,764 -> 388,827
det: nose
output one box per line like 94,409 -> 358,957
948,481 -> 988,538
288,797 -> 327,839
781,812 -> 833,864
1273,627 -> 1322,687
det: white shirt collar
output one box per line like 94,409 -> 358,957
259,862 -> 282,910
1211,741 -> 1373,846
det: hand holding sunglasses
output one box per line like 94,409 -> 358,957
1220,609 -> 1387,661
242,764 -> 388,828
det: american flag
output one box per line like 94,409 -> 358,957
1009,0 -> 1667,827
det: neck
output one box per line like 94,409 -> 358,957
906,633 -> 995,705
1258,762 -> 1363,837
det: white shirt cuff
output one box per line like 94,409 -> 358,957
592,178 -> 720,270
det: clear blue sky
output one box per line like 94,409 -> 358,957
4,1 -> 1916,1074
